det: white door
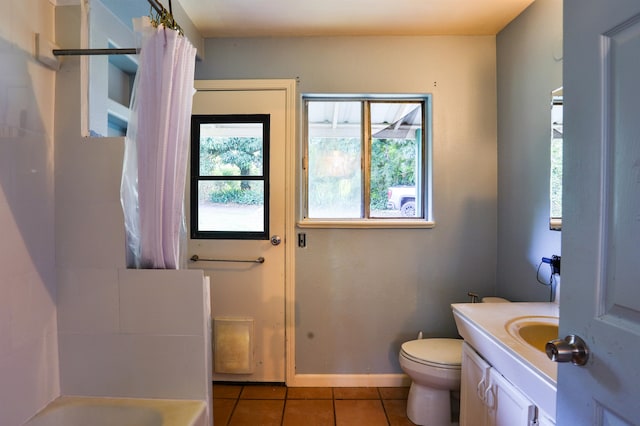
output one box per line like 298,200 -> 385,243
189,80 -> 295,383
559,1 -> 640,424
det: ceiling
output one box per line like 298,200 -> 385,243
176,0 -> 536,38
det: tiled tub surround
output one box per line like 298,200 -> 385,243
57,269 -> 213,424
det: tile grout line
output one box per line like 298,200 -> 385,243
225,385 -> 241,426
377,387 -> 392,425
279,386 -> 288,426
331,387 -> 337,426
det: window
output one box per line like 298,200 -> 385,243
190,114 -> 270,239
549,88 -> 563,231
302,95 -> 431,225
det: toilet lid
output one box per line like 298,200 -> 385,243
481,297 -> 510,303
401,338 -> 463,367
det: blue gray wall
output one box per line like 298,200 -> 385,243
195,36 -> 498,374
496,0 -> 563,302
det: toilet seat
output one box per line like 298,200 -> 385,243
400,338 -> 463,369
481,296 -> 510,303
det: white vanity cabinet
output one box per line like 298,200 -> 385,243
460,342 -> 490,426
461,343 -> 539,426
452,303 -> 558,425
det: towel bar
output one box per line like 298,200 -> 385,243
190,254 -> 265,264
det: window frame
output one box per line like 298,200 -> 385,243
300,94 -> 434,229
190,113 -> 271,240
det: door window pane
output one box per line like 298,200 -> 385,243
197,181 -> 264,232
199,122 -> 264,177
191,114 -> 270,239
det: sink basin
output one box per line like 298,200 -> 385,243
452,302 -> 559,420
506,316 -> 559,352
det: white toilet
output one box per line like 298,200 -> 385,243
399,338 -> 463,426
399,296 -> 510,425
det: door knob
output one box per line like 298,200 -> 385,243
270,235 -> 282,246
545,335 -> 589,366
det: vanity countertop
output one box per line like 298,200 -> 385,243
451,302 -> 559,419
452,302 -> 559,383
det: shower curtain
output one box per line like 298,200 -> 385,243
121,18 -> 197,269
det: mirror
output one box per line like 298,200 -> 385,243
549,87 -> 563,231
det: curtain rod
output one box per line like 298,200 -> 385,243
53,48 -> 140,56
53,0 -> 181,57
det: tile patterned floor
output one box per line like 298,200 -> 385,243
212,384 -> 417,426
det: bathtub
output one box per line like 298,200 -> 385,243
24,396 -> 207,426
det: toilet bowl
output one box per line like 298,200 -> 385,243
399,297 -> 510,424
399,338 -> 463,426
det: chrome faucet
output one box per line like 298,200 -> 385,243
467,292 -> 480,303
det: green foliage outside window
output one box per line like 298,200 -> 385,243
306,136 -> 417,211
370,138 -> 417,209
199,136 -> 264,205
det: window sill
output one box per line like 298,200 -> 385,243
297,219 -> 435,229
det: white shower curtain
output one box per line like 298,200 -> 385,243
121,18 -> 196,269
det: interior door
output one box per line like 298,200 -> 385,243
189,80 -> 292,383
559,1 -> 640,423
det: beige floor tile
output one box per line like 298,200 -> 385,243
240,385 -> 287,399
213,384 -> 243,399
218,384 -> 416,425
379,387 -> 410,400
287,387 -> 333,399
383,399 -> 416,426
333,387 -> 380,399
213,398 -> 236,425
335,399 -> 388,426
283,399 -> 335,426
228,399 -> 284,426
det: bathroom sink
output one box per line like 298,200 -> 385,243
506,316 -> 559,353
452,302 -> 559,420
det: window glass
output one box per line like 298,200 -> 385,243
304,96 -> 429,222
198,122 -> 264,177
191,114 -> 269,239
370,102 -> 422,218
550,94 -> 563,224
307,101 -> 362,218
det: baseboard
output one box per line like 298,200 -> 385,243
287,373 -> 410,388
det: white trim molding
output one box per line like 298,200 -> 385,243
288,374 -> 411,388
51,0 -> 80,5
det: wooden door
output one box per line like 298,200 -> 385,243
190,80 -> 294,383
